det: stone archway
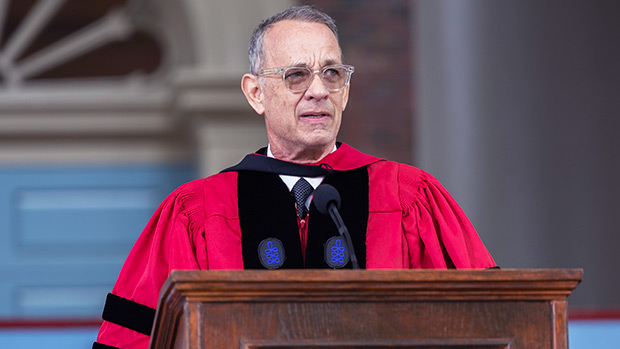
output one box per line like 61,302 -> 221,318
0,0 -> 293,175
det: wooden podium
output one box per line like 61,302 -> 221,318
150,269 -> 582,349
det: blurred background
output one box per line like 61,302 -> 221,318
0,0 -> 618,347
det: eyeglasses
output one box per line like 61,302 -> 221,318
258,64 -> 355,92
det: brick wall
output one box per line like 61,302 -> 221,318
302,0 -> 415,164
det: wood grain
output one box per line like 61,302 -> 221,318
150,269 -> 582,349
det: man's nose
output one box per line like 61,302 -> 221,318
304,72 -> 329,99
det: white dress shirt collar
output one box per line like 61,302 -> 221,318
266,144 -> 335,193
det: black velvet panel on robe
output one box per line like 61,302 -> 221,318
237,168 -> 368,269
238,171 -> 303,269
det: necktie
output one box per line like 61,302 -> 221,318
291,178 -> 313,219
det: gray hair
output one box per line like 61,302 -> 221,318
248,5 -> 339,75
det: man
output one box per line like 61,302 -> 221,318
93,5 -> 496,349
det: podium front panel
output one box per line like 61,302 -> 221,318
150,269 -> 582,349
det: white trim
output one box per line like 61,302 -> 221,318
0,140 -> 192,165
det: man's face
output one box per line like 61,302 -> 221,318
252,20 -> 350,160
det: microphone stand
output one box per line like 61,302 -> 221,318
327,203 -> 360,269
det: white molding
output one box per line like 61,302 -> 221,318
0,139 -> 192,165
173,68 -> 251,113
0,113 -> 173,135
0,86 -> 169,111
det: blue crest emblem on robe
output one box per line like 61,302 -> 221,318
324,236 -> 350,269
258,238 -> 286,269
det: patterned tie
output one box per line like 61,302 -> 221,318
291,178 -> 313,219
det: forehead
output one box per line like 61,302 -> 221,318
262,20 -> 342,67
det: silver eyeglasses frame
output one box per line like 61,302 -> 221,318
258,64 -> 355,92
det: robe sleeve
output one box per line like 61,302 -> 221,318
399,165 -> 496,269
95,180 -> 207,349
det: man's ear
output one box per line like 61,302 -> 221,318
341,84 -> 351,111
241,74 -> 265,115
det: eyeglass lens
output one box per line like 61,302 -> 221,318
284,67 -> 348,91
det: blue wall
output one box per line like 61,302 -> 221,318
0,165 -> 196,319
0,327 -> 100,348
569,320 -> 620,349
0,321 -> 618,348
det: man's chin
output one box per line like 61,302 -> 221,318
299,134 -> 336,150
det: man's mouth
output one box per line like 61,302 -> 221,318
301,112 -> 330,118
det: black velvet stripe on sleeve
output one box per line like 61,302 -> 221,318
101,293 -> 156,336
92,342 -> 121,349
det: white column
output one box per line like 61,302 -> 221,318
173,0 -> 293,177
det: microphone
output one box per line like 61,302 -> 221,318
313,184 -> 360,269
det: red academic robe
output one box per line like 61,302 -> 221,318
94,143 -> 496,349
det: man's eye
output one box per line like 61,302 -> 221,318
323,68 -> 343,81
286,69 -> 309,80
325,69 -> 340,76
